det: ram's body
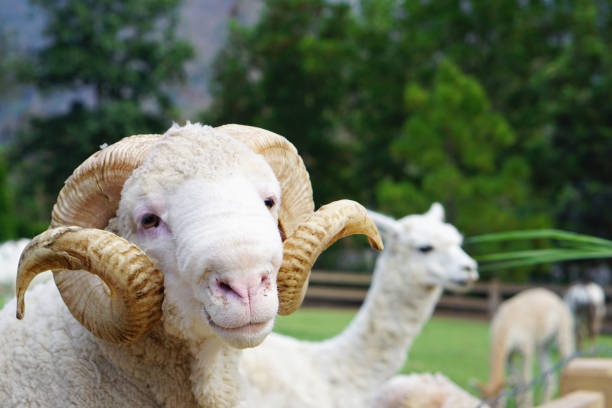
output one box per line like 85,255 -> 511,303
0,123 -> 381,408
241,204 -> 478,408
0,282 -> 197,406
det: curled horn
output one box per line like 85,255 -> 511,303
277,200 -> 383,315
16,134 -> 163,344
217,125 -> 383,315
16,227 -> 163,343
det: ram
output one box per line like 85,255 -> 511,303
0,123 -> 382,408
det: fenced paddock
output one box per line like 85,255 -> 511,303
303,270 -> 612,333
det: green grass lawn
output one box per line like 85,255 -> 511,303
274,306 -> 612,403
273,308 -> 489,391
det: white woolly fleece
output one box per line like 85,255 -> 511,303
0,122 -> 288,408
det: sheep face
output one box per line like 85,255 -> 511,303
16,123 -> 383,345
116,125 -> 283,348
373,203 -> 478,292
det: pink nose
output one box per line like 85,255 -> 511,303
214,273 -> 270,301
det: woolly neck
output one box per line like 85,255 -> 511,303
316,251 -> 444,396
96,326 -> 244,408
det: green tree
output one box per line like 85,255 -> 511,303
346,0 -> 612,238
386,0 -> 612,237
204,0 -> 358,206
208,0 -> 612,236
9,0 -> 194,233
0,28 -> 23,239
376,60 -> 550,235
0,150 -> 18,240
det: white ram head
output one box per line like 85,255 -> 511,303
16,123 -> 383,348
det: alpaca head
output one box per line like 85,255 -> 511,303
369,203 -> 478,292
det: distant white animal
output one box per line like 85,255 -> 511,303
0,239 -> 29,288
240,203 -> 478,408
564,281 -> 606,350
0,123 -> 382,407
477,288 -> 575,408
373,372 -> 487,408
0,239 -> 52,298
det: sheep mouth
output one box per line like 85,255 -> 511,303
203,308 -> 274,337
213,320 -> 271,333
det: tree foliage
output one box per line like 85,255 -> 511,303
377,60 -> 550,234
25,0 -> 193,108
207,0 -> 612,243
204,0 -> 359,206
9,0 -> 194,234
0,150 -> 18,240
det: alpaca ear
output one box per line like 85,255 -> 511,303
425,202 -> 445,221
367,210 -> 401,240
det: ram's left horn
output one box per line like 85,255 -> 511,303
277,199 -> 383,315
16,226 -> 164,344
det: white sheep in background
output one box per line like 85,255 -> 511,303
0,123 -> 382,408
564,281 -> 606,350
0,238 -> 53,298
240,203 -> 479,408
372,372 -> 485,408
0,238 -> 29,289
477,288 -> 575,408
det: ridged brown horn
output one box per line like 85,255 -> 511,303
51,134 -> 160,228
216,124 -> 314,238
277,199 -> 383,315
16,227 -> 164,344
47,134 -> 164,342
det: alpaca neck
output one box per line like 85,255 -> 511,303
484,329 -> 508,394
319,253 -> 443,389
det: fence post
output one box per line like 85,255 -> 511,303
488,278 -> 500,318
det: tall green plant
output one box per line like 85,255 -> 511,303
467,229 -> 612,276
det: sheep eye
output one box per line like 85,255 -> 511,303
141,214 -> 160,229
264,197 -> 275,208
418,245 -> 434,253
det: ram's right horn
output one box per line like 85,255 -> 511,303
277,199 -> 383,315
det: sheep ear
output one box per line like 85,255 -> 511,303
367,210 -> 401,240
425,202 -> 445,222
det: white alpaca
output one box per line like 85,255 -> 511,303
240,203 -> 478,408
372,372 -> 486,408
564,281 -> 606,350
477,288 -> 575,408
